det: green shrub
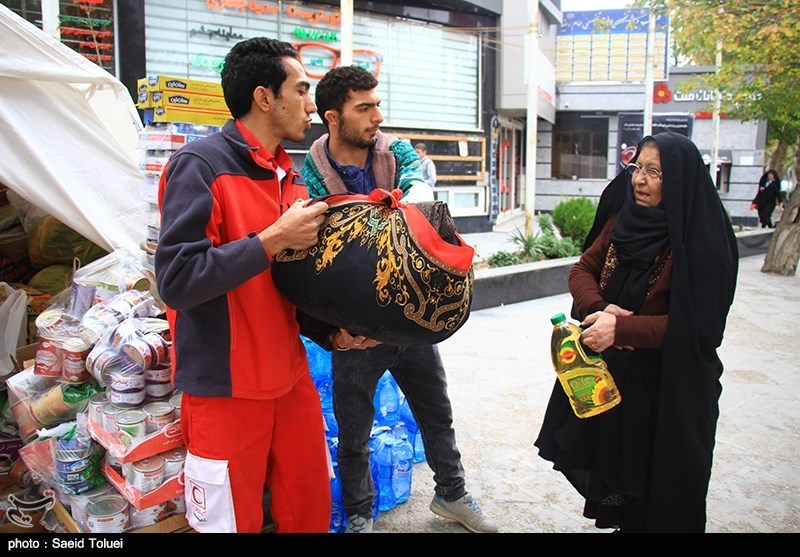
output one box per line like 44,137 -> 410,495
508,228 -> 544,262
552,198 -> 597,245
487,250 -> 523,268
537,213 -> 556,236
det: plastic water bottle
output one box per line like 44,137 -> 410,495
398,397 -> 426,463
369,426 -> 398,511
392,427 -> 414,505
329,462 -> 345,533
374,371 -> 400,428
549,313 -> 621,418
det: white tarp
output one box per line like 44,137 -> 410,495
0,5 -> 146,254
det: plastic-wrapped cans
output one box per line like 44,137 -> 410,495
144,363 -> 171,383
86,392 -> 108,426
116,409 -> 147,447
86,495 -> 129,533
34,338 -> 63,377
144,380 -> 173,400
129,456 -> 165,494
143,401 -> 173,434
108,370 -> 145,392
120,337 -> 153,372
61,337 -> 91,384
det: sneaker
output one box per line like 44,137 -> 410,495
344,515 -> 373,534
429,493 -> 499,533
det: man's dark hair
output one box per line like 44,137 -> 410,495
221,37 -> 299,119
414,143 -> 427,152
315,66 -> 378,129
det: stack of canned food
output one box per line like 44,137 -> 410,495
52,433 -> 106,496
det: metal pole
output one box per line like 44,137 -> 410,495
710,39 -> 723,188
41,0 -> 59,40
524,0 -> 539,236
340,0 -> 354,66
643,8 -> 656,137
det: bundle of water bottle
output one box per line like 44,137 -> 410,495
302,336 -> 426,533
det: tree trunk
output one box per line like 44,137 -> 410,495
768,140 -> 788,174
761,137 -> 800,276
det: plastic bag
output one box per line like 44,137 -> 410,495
69,249 -> 159,319
1,282 -> 28,376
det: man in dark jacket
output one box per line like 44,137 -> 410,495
301,66 -> 498,534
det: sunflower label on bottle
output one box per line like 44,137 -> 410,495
549,313 -> 621,418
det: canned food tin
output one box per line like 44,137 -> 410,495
108,388 -> 145,409
60,478 -> 94,496
170,392 -> 182,420
78,307 -> 124,345
55,457 -> 89,474
161,446 -> 187,478
30,385 -> 72,426
87,349 -> 116,383
143,333 -> 168,366
86,495 -> 129,533
9,458 -> 33,487
102,403 -> 127,434
108,370 -> 145,392
120,338 -> 152,372
57,469 -> 93,483
144,381 -> 173,399
129,501 -> 165,529
54,435 -> 93,461
87,391 -> 108,426
69,280 -> 96,319
108,289 -> 151,317
144,363 -> 171,383
61,337 -> 91,384
11,400 -> 43,442
34,338 -> 63,377
68,484 -> 116,531
143,401 -> 174,434
116,409 -> 147,447
35,308 -> 66,332
129,456 -> 165,494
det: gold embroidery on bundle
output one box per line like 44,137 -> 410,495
276,202 -> 472,333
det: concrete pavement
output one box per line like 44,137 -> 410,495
371,253 -> 800,533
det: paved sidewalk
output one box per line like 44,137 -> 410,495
372,254 -> 800,533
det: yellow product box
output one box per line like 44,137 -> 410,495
144,107 -> 231,128
146,90 -> 229,112
137,75 -> 222,96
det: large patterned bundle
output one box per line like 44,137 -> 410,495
272,189 -> 474,346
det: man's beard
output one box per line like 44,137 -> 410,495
338,117 -> 375,149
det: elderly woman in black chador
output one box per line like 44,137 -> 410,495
535,132 -> 739,532
752,169 -> 783,228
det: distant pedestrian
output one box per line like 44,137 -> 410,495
414,142 -> 437,188
751,169 -> 783,228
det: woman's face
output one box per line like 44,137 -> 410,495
632,144 -> 663,207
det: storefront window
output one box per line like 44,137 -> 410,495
551,113 -> 608,180
143,0 -> 480,131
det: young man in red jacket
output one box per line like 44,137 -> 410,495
155,37 -> 335,533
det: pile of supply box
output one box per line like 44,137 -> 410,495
135,75 -> 229,271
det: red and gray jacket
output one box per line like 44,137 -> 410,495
155,119 -> 326,399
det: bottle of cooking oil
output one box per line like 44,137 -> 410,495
549,313 -> 621,418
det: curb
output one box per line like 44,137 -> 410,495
472,229 -> 774,310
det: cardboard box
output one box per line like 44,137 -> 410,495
100,460 -> 183,511
143,107 -> 231,128
87,417 -> 183,464
144,90 -> 228,113
0,511 -> 46,533
11,342 -> 38,374
137,75 -> 222,96
51,499 -> 190,533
